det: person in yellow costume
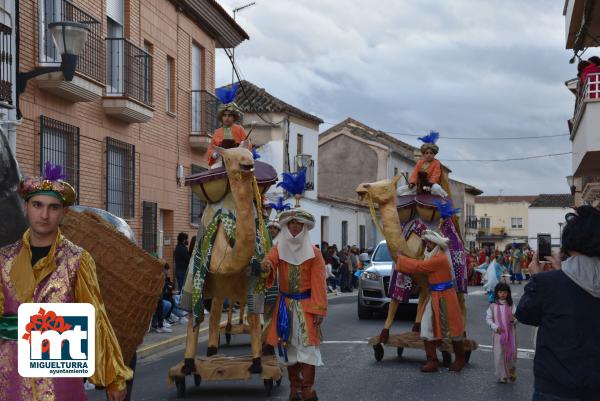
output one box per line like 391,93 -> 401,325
0,162 -> 132,401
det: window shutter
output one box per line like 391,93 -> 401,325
106,0 -> 124,25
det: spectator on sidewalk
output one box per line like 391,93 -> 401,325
152,262 -> 175,333
516,205 -> 600,401
174,232 -> 190,291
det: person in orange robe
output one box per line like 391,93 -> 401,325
396,229 -> 465,373
263,207 -> 327,401
207,83 -> 251,166
408,131 -> 442,191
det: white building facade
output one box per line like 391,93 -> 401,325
527,194 -> 574,249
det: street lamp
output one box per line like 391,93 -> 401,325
16,21 -> 89,95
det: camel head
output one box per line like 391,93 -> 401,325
356,175 -> 401,204
213,144 -> 255,178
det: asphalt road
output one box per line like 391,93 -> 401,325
89,285 -> 537,401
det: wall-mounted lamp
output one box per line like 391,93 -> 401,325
16,21 -> 89,96
566,175 -> 576,196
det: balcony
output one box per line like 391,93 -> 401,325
465,216 -> 478,230
581,176 -> 600,206
569,73 -> 600,176
0,21 -> 13,108
295,154 -> 315,191
564,0 -> 600,50
189,90 -> 218,150
103,38 -> 153,123
35,0 -> 103,102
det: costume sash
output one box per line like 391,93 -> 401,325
496,303 -> 515,374
277,289 -> 311,362
0,315 -> 18,340
429,280 -> 453,291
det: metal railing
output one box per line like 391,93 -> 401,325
106,38 -> 153,107
572,73 -> 600,134
40,0 -> 103,83
465,216 -> 478,230
190,90 -> 218,134
0,22 -> 12,106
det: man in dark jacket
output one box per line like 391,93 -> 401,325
516,205 -> 600,401
174,232 -> 190,291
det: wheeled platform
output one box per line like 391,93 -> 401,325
167,354 -> 283,398
368,331 -> 478,365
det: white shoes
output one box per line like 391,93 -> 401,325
179,316 -> 189,324
163,320 -> 173,328
156,326 -> 173,333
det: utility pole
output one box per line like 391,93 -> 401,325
231,2 -> 256,83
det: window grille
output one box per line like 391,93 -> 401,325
39,116 -> 79,203
190,164 -> 206,224
142,201 -> 157,253
341,221 -> 348,248
0,20 -> 13,106
106,137 -> 135,218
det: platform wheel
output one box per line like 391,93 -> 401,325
194,374 -> 201,387
396,347 -> 404,358
264,379 -> 274,396
373,343 -> 384,362
175,377 -> 186,398
441,351 -> 452,368
465,350 -> 472,364
225,332 -> 232,345
276,378 -> 282,387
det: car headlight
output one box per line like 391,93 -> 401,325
362,271 -> 379,281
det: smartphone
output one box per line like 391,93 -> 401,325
537,233 -> 552,262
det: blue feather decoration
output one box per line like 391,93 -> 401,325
418,131 -> 440,144
276,168 -> 306,196
269,196 -> 292,212
434,199 -> 460,219
215,82 -> 239,104
251,147 -> 261,160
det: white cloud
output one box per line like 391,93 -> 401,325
216,0 -> 577,195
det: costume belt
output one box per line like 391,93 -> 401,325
0,315 -> 18,341
429,280 -> 453,292
277,289 -> 311,362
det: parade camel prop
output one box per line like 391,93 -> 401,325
182,146 -> 264,374
356,176 -> 430,341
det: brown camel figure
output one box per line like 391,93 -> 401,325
182,145 -> 265,375
356,175 -> 431,342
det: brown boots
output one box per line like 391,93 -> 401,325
421,340 -> 439,372
449,341 -> 466,372
301,363 -> 318,401
287,364 -> 302,401
287,363 -> 318,401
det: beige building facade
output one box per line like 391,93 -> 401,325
15,0 -> 247,259
475,195 -> 537,250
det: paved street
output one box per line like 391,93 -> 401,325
89,285 -> 536,401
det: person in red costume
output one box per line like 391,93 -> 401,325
207,82 -> 251,167
408,131 -> 444,195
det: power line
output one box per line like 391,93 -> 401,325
321,121 -> 569,140
440,152 -> 572,162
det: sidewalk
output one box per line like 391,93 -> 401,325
137,290 -> 358,359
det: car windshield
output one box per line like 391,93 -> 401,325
372,244 -> 392,262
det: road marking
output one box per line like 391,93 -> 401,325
477,344 -> 535,359
322,340 -> 369,344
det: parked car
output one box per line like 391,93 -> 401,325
357,240 -> 418,319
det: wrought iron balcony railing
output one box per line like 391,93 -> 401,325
40,0 -> 103,83
190,90 -> 218,135
106,38 -> 153,107
0,22 -> 13,106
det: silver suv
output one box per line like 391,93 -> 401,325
357,240 -> 418,319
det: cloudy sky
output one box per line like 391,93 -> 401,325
215,0 -> 576,196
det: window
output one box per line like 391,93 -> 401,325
190,164 -> 206,224
393,167 -> 398,177
341,220 -> 348,248
106,137 -> 135,219
359,225 -> 366,250
297,134 -> 303,155
166,56 -> 174,113
142,201 -> 157,253
0,9 -> 13,106
479,217 -> 490,229
40,116 -> 80,203
511,217 -> 523,229
191,43 -> 202,132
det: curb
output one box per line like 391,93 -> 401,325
137,291 -> 358,359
